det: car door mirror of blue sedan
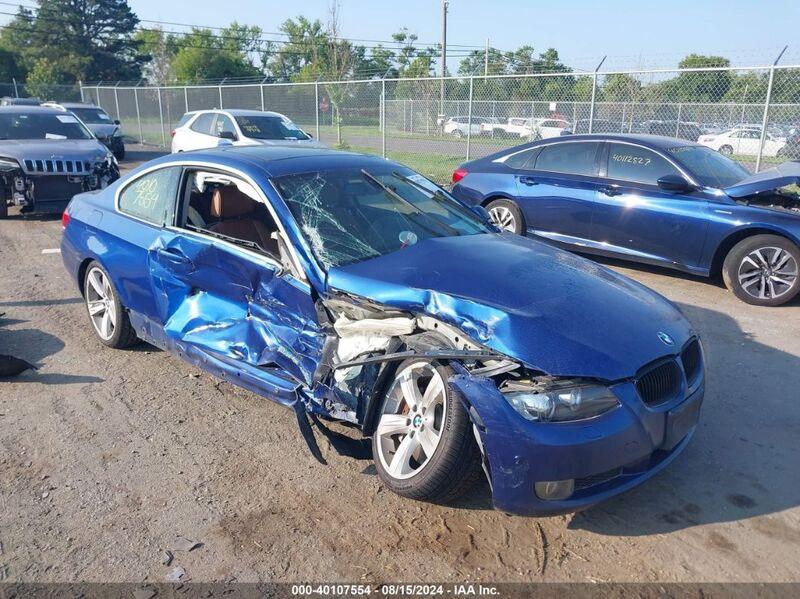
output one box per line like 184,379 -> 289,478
657,174 -> 696,193
470,205 -> 492,223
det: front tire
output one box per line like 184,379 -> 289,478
722,235 -> 800,306
486,198 -> 525,235
372,360 -> 482,503
719,144 -> 734,155
83,261 -> 139,348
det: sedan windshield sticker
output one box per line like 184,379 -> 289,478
56,115 -> 79,124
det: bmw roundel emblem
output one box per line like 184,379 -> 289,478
657,331 -> 675,346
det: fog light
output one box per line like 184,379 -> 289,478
534,479 -> 574,501
12,192 -> 28,206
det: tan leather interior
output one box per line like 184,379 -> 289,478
208,186 -> 278,254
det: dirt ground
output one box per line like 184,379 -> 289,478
1,147 -> 799,584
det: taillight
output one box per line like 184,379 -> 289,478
452,168 -> 468,184
61,210 -> 70,229
170,130 -> 176,138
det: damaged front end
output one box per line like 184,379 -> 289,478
0,154 -> 119,215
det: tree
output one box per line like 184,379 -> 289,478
134,27 -> 177,85
602,73 -> 642,101
0,48 -> 26,81
171,28 -> 262,83
23,57 -> 66,98
21,0 -> 146,82
671,54 -> 733,102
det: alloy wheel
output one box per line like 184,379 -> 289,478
375,362 -> 447,480
737,246 -> 799,301
488,205 -> 517,232
85,267 -> 117,340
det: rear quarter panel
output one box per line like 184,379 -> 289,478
451,161 -> 520,206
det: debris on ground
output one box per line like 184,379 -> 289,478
161,550 -> 173,566
133,589 -> 157,599
165,566 -> 186,582
173,536 -> 202,552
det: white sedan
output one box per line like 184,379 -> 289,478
171,109 -> 326,153
698,128 -> 786,157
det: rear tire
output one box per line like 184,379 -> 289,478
114,147 -> 125,161
372,360 -> 482,503
722,235 -> 800,306
486,198 -> 525,235
83,261 -> 139,348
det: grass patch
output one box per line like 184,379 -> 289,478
348,145 -> 462,184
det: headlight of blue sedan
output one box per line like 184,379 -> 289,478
503,380 -> 620,422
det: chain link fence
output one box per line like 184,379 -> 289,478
79,64 -> 800,183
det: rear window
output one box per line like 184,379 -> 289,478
190,113 -> 215,134
534,142 -> 600,176
176,113 -> 195,128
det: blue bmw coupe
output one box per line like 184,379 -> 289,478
451,134 -> 800,306
62,146 -> 704,515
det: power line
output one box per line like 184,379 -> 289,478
0,0 -> 488,52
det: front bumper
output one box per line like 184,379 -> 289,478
451,372 -> 704,516
99,136 -> 124,154
2,163 -> 119,214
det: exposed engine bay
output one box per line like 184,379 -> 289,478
735,188 -> 800,214
0,158 -> 119,214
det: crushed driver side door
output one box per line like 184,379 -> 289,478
147,169 -> 325,406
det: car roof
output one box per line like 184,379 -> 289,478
545,133 -> 701,150
0,105 -> 66,115
152,145 -> 395,178
191,108 -> 286,118
49,102 -> 101,109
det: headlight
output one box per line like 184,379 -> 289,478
106,152 -> 118,167
503,380 -> 620,423
0,157 -> 20,172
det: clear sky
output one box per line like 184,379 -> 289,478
5,0 -> 799,71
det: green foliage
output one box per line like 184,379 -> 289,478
23,56 -> 66,98
1,0 -> 146,83
171,28 -> 262,83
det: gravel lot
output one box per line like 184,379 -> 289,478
1,147 -> 799,583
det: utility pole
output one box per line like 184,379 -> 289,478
484,38 -> 489,77
439,0 -> 448,117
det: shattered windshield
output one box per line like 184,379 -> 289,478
272,166 -> 491,268
668,145 -> 750,188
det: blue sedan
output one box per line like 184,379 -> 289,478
61,146 -> 704,516
451,134 -> 800,306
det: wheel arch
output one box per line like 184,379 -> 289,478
711,226 -> 800,277
479,193 -> 519,208
77,257 -> 95,298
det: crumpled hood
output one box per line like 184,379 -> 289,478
326,234 -> 693,381
724,161 -> 800,198
86,123 -> 120,139
0,139 -> 109,162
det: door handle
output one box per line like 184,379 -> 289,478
599,186 -> 622,197
518,176 -> 539,186
156,247 -> 192,265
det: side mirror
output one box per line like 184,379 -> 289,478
657,174 -> 695,193
216,138 -> 234,147
218,130 -> 237,141
114,119 -> 121,125
470,205 -> 492,223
